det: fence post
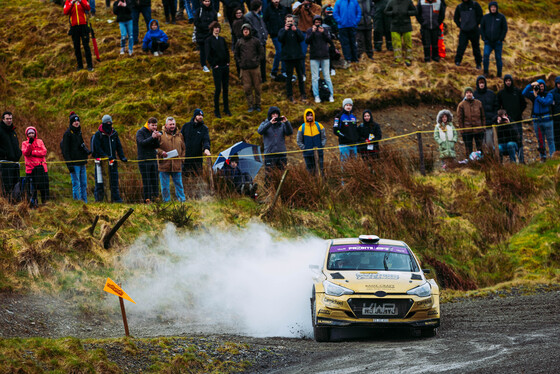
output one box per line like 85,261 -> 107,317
492,125 -> 500,160
313,147 -> 321,176
206,157 -> 214,192
417,132 -> 426,176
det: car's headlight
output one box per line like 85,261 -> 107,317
323,280 -> 354,297
407,282 -> 432,297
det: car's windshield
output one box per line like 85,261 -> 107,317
327,244 -> 418,272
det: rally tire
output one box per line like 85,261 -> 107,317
311,290 -> 331,342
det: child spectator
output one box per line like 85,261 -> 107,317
416,0 -> 446,63
433,109 -> 458,168
297,108 -> 326,174
22,127 -> 49,205
384,0 -> 417,66
306,15 -> 335,103
113,0 -> 134,56
358,109 -> 382,158
195,0 -> 218,71
494,109 -> 520,163
142,19 -> 169,56
61,112 -> 91,203
333,98 -> 360,159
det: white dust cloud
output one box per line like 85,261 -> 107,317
119,223 -> 326,338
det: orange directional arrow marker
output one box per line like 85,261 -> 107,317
103,278 -> 136,304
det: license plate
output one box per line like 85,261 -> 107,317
362,303 -> 398,316
373,319 -> 389,322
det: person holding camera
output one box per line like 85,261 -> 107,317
493,109 -> 520,163
278,14 -> 307,102
113,0 -> 134,56
522,79 -> 555,161
61,112 -> 91,203
306,15 -> 335,103
63,0 -> 94,71
258,106 -> 293,177
294,0 -> 322,75
142,19 -> 169,56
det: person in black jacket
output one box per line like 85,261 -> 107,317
473,75 -> 497,151
480,1 -> 507,77
497,74 -> 526,163
195,0 -> 218,72
244,0 -> 269,82
549,76 -> 560,153
205,22 -> 231,118
453,0 -> 483,69
494,109 -> 520,163
132,0 -> 152,45
358,109 -> 382,158
416,0 -> 446,63
264,0 -> 289,79
91,115 -> 128,203
0,111 -> 22,199
61,111 -> 91,202
278,14 -> 306,102
306,15 -> 334,103
113,0 -> 134,55
136,117 -> 161,203
181,109 -> 211,175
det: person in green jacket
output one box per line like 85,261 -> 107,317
384,0 -> 417,66
434,109 -> 458,168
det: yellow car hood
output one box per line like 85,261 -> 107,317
327,271 -> 425,294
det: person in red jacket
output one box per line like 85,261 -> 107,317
64,0 -> 94,71
21,127 -> 49,204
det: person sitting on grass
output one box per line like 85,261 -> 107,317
142,19 -> 169,56
221,153 -> 257,197
493,109 -> 520,163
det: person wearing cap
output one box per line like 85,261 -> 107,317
0,111 -> 22,199
22,126 -> 49,205
195,0 -> 218,72
61,112 -> 91,203
157,117 -> 186,202
372,0 -> 393,52
278,14 -> 306,102
91,115 -> 127,203
453,0 -> 483,69
384,0 -> 417,67
63,0 -> 94,71
356,0 -> 374,60
235,23 -> 265,112
136,117 -> 161,203
480,1 -> 507,77
181,109 -> 211,175
306,15 -> 335,103
244,0 -> 269,82
333,0 -> 361,63
456,87 -> 485,158
333,98 -> 360,159
205,21 -> 232,119
258,106 -> 293,178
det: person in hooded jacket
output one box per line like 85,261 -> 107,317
195,0 -> 218,71
356,0 -> 374,60
333,98 -> 360,159
497,74 -> 526,162
297,108 -> 327,174
91,115 -> 128,203
181,108 -> 212,175
136,117 -> 161,203
64,0 -> 94,71
373,0 -> 393,52
244,0 -> 269,81
522,79 -> 555,161
61,111 -> 91,203
416,0 -> 446,63
549,76 -> 560,154
456,87 -> 484,158
480,1 -> 507,77
453,0 -> 483,68
0,112 -> 22,199
22,127 -> 49,205
258,106 -> 293,175
158,117 -> 186,202
358,109 -> 382,159
142,19 -> 169,56
384,0 -> 417,66
473,75 -> 498,150
433,109 -> 458,167
113,0 -> 134,56
235,23 -> 265,111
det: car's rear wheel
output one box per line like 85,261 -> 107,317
311,290 -> 331,342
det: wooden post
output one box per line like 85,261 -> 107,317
492,126 -> 500,160
313,148 -> 321,176
270,169 -> 289,210
417,132 -> 426,176
206,157 -> 214,192
119,296 -> 130,337
103,208 -> 134,249
89,215 -> 99,236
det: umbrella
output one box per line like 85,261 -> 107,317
213,141 -> 263,179
89,21 -> 101,62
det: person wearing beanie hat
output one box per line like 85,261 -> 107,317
457,86 -> 485,158
306,14 -> 335,103
480,1 -> 507,77
181,108 -> 211,175
0,111 -> 22,199
235,22 -> 265,112
333,98 -> 360,159
22,126 -> 49,205
61,111 -> 91,203
91,114 -> 127,202
136,117 -> 162,203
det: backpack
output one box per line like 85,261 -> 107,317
318,78 -> 331,102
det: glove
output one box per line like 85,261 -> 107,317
68,165 -> 75,173
29,137 -> 35,144
121,157 -> 128,163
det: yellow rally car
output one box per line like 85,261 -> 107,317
310,235 -> 440,342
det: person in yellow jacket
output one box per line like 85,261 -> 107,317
296,108 -> 327,174
157,117 -> 186,202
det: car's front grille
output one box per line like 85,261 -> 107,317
347,298 -> 414,319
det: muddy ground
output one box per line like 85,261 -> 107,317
1,287 -> 559,373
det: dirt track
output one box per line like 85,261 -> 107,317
1,289 -> 559,373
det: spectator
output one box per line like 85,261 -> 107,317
195,0 -> 218,72
384,0 -> 417,67
497,74 -> 526,162
258,106 -> 293,176
223,0 -> 244,30
493,109 -> 520,163
356,0 -> 374,60
22,127 -> 49,205
232,6 -> 245,74
278,14 -> 306,102
373,0 -> 393,52
132,0 -> 152,46
333,98 -> 360,159
473,75 -> 498,150
522,80 -> 555,161
333,0 -> 361,63
433,109 -> 458,168
0,112 -> 22,199
136,117 -> 161,203
63,0 -> 94,71
456,87 -> 485,158
221,153 -> 257,196
480,1 -> 507,77
294,0 -> 322,75
162,0 -> 177,23
235,23 -> 264,112
61,112 -> 91,203
244,0 -> 269,82
306,15 -> 334,103
323,5 -> 338,40
91,115 -> 127,203
157,117 -> 186,202
358,109 -> 382,159
416,0 -> 446,63
297,108 -> 327,174
205,22 -> 231,118
113,0 -> 134,56
264,0 -> 289,80
142,19 -> 169,56
453,0 -> 483,69
181,109 -> 211,175
550,77 -> 560,153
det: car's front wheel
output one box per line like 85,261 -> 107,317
311,290 -> 331,342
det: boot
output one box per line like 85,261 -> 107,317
165,15 -> 170,24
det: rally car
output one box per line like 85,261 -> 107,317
310,235 -> 440,342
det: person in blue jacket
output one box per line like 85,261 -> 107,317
297,108 -> 327,174
548,76 -> 560,154
522,79 -> 555,161
480,1 -> 507,77
142,19 -> 169,56
333,98 -> 360,159
333,0 -> 362,63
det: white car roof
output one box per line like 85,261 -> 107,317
330,238 -> 406,246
